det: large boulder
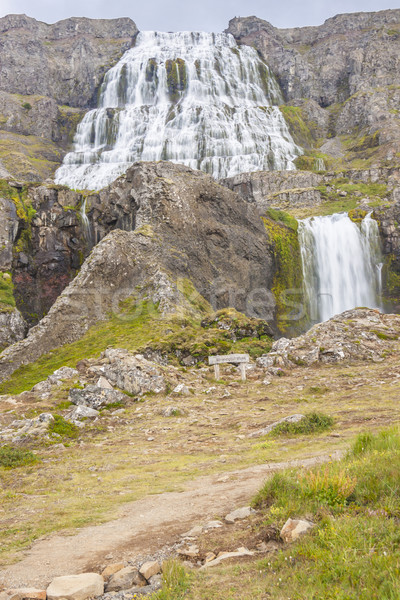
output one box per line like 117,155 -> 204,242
46,573 -> 103,600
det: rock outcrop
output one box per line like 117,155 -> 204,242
258,308 -> 400,368
0,161 -> 277,381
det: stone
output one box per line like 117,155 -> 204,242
200,547 -> 254,569
101,563 -> 125,579
97,376 -> 114,390
205,552 -> 217,563
148,574 -> 163,590
48,366 -> 79,385
249,414 -> 305,438
177,544 -> 199,559
0,309 -> 27,351
225,506 -> 255,523
181,525 -> 203,537
139,561 -> 161,581
172,383 -> 190,395
105,567 -> 146,592
69,405 -> 100,421
46,573 -> 104,600
203,520 -> 224,530
280,518 -> 314,543
69,385 -> 126,410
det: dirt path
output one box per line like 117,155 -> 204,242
0,451 -> 342,588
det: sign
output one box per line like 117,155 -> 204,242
209,354 -> 250,365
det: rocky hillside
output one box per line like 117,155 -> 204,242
0,14 -> 138,180
227,9 -> 400,170
0,160 -> 294,381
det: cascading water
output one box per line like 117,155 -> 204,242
298,212 -> 383,324
55,31 -> 300,191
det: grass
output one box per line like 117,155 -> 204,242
0,446 -> 39,469
0,272 -> 16,312
270,411 -> 334,436
0,302 -> 272,396
150,560 -> 191,600
186,427 -> 400,599
48,415 -> 80,440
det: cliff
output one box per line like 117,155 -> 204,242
0,14 -> 138,180
227,10 -> 400,169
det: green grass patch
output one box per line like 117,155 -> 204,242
48,415 -> 80,440
270,412 -> 334,437
0,272 -> 16,312
0,446 -> 39,469
150,560 -> 191,600
249,427 -> 400,599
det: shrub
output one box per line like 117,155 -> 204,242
48,415 -> 80,439
0,446 -> 39,468
271,412 -> 334,436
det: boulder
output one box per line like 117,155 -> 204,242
69,385 -> 126,410
139,561 -> 161,581
69,405 -> 99,421
280,518 -> 314,543
200,547 -> 254,569
101,563 -> 125,580
225,506 -> 255,523
105,567 -> 146,592
100,349 -> 166,396
46,573 -> 104,600
2,590 -> 46,600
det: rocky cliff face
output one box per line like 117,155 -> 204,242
227,10 -> 400,168
0,161 -> 281,380
0,14 -> 138,180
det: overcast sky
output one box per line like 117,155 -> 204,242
0,0 -> 399,31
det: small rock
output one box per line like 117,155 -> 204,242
105,567 -> 146,592
101,563 -> 125,580
205,552 -> 217,563
181,525 -> 203,537
200,547 -> 253,569
69,405 -> 99,421
148,574 -> 163,590
47,573 -> 104,600
203,520 -> 224,530
249,414 -> 305,438
97,376 -> 114,390
225,506 -> 255,523
173,383 -> 190,395
139,561 -> 161,581
177,544 -> 199,558
162,407 -> 180,417
280,518 -> 314,543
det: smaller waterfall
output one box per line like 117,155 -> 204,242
298,212 -> 382,324
80,198 -> 92,244
314,158 -> 325,172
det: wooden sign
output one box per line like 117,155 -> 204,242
208,354 -> 250,381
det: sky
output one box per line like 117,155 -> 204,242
0,0 -> 399,31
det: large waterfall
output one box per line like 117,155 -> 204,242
55,31 -> 299,191
298,213 -> 383,324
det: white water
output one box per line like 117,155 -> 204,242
298,212 -> 383,323
55,31 -> 300,190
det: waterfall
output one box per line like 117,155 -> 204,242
80,197 -> 92,244
298,212 -> 383,324
55,31 -> 300,191
314,158 -> 325,171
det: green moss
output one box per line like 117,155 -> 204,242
145,58 -> 158,84
165,58 -> 187,102
262,211 -> 305,334
0,271 -> 16,312
280,105 -> 314,148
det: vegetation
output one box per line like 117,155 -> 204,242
262,210 -> 306,334
0,271 -> 16,312
0,299 -> 273,396
150,560 -> 191,600
280,105 -> 318,149
48,415 -> 80,440
0,446 -> 39,469
270,411 -> 334,436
